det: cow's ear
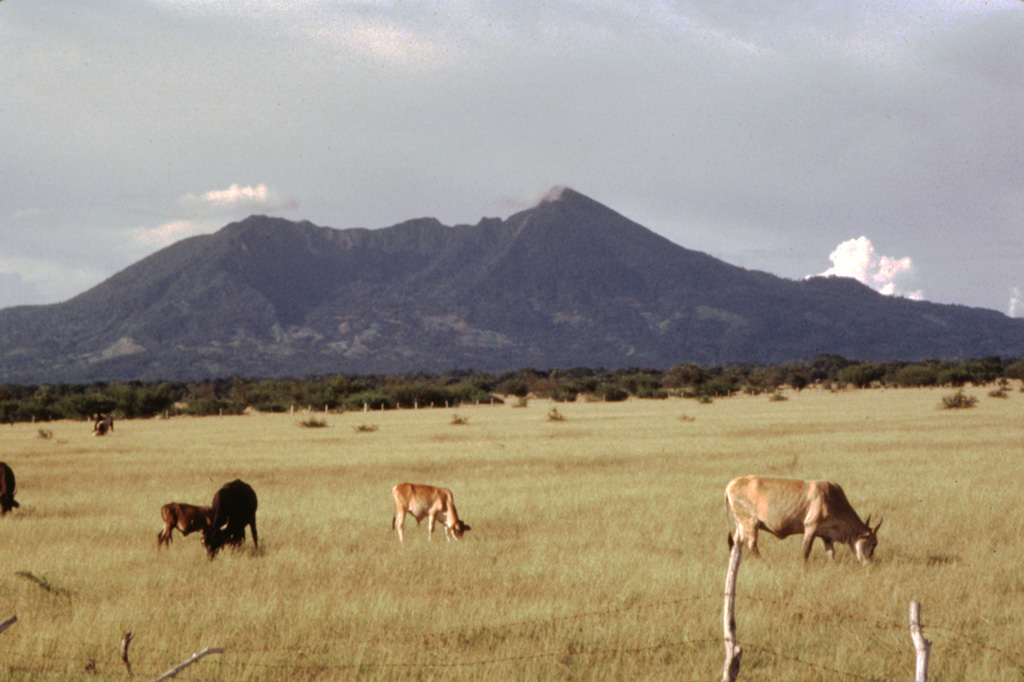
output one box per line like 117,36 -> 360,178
462,523 -> 471,532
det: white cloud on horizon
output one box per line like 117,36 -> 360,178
1010,287 -> 1023,318
178,183 -> 298,215
812,236 -> 923,300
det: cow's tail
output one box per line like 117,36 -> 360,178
391,515 -> 395,530
725,488 -> 734,550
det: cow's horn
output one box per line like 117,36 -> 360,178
872,516 -> 883,533
864,514 -> 871,527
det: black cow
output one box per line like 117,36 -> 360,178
0,462 -> 19,515
202,479 -> 258,559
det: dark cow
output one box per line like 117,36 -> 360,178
157,502 -> 213,547
93,413 -> 114,436
202,479 -> 258,559
392,482 -> 471,542
725,475 -> 882,565
0,462 -> 18,515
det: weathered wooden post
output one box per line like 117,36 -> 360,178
909,601 -> 931,682
721,539 -> 743,681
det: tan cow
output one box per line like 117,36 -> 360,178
157,502 -> 213,547
392,483 -> 471,542
725,475 -> 881,565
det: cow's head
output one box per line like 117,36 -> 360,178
854,516 -> 882,565
202,525 -> 224,559
450,520 -> 471,539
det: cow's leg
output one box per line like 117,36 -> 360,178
822,538 -> 835,560
395,511 -> 406,542
428,513 -> 437,541
740,524 -> 761,558
801,527 -> 817,561
249,519 -> 258,549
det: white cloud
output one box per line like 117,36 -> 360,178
1010,287 -> 1023,318
812,236 -> 923,300
132,221 -> 206,248
178,183 -> 298,215
0,257 -> 106,308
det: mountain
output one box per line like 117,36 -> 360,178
1,187 -> 1022,383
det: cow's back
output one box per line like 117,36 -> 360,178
727,476 -> 818,535
211,479 -> 258,525
0,462 -> 13,496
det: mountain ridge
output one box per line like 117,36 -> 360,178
1,188 -> 1021,383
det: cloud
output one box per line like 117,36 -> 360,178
0,270 -> 46,308
1010,287 -> 1023,318
812,236 -> 923,300
132,221 -> 206,248
178,183 -> 298,215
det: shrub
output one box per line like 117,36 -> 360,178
354,424 -> 379,433
547,407 -> 566,422
941,389 -> 977,409
450,414 -> 469,425
298,416 -> 328,428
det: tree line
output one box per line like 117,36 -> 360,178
1,354 -> 1022,424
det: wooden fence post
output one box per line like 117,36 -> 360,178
909,601 -> 931,682
0,615 -> 16,635
721,540 -> 743,682
147,647 -> 223,682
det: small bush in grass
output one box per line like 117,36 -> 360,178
298,416 -> 328,428
547,407 -> 565,422
989,388 -> 1009,399
451,414 -> 469,425
941,389 -> 977,409
37,428 -> 53,440
354,423 -> 379,433
768,392 -> 788,402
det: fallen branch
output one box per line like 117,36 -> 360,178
0,615 -> 16,635
148,647 -> 223,682
121,631 -> 135,676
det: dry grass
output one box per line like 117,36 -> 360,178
0,387 -> 1022,680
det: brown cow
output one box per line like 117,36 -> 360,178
392,483 -> 470,542
0,462 -> 19,515
157,502 -> 213,547
725,475 -> 881,565
93,413 -> 114,436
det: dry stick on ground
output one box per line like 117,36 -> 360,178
147,647 -> 223,682
0,615 -> 16,635
121,631 -> 135,676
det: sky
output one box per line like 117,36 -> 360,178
2,0 -> 1023,317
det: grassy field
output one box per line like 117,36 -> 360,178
1,386 -> 1022,681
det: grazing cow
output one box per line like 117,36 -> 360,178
201,479 -> 258,559
725,475 -> 881,565
93,413 -> 114,436
392,482 -> 470,542
157,502 -> 213,547
0,462 -> 18,515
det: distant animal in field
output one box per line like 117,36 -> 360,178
157,502 -> 213,547
0,462 -> 19,515
202,479 -> 258,559
725,475 -> 881,565
93,413 -> 114,436
392,482 -> 470,542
